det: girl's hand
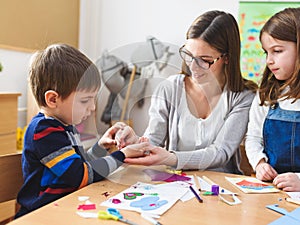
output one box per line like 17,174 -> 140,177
255,161 -> 278,181
273,173 -> 300,192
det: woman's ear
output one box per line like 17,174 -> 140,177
44,90 -> 59,108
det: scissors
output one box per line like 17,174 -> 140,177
98,208 -> 140,225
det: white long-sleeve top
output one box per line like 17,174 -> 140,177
144,74 -> 255,173
245,91 -> 300,171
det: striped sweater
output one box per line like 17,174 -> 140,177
15,112 -> 125,218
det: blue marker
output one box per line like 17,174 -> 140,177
189,185 -> 203,203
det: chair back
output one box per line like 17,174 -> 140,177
0,153 -> 23,203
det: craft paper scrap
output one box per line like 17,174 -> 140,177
77,211 -> 98,219
143,169 -> 191,182
78,196 -> 90,201
286,192 -> 300,200
180,176 -> 237,202
225,177 -> 280,193
101,182 -> 189,215
180,176 -> 202,202
267,205 -> 300,225
285,192 -> 300,205
77,203 -> 96,210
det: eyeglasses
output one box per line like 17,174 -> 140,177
179,45 -> 225,70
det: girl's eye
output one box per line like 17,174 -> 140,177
273,49 -> 282,53
80,100 -> 89,104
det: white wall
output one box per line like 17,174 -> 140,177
0,0 -> 239,133
79,0 -> 239,135
0,49 -> 32,128
80,0 -> 239,61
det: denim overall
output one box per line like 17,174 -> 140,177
263,103 -> 300,173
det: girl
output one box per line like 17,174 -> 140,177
245,7 -> 300,191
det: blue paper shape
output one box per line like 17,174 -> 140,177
267,205 -> 300,225
130,196 -> 168,211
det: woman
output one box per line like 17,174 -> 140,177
124,10 -> 257,174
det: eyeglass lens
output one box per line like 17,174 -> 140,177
179,46 -> 225,70
179,50 -> 210,70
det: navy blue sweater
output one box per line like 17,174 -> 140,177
15,113 -> 125,218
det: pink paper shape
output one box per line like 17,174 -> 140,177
77,203 -> 96,210
143,169 -> 191,182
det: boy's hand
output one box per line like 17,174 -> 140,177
115,125 -> 139,149
255,161 -> 278,181
273,173 -> 300,192
98,122 -> 127,149
120,142 -> 152,158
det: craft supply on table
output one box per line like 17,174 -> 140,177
143,169 -> 191,182
77,207 -> 141,225
193,174 -> 202,191
225,177 -> 280,193
219,193 -> 242,206
202,176 -> 216,185
285,192 -> 300,205
266,204 -> 300,225
211,185 -> 219,195
199,175 -> 241,205
98,209 -> 140,225
189,185 -> 203,203
101,182 -> 189,215
202,191 -> 215,196
286,197 -> 300,205
141,213 -> 163,225
200,176 -> 237,195
77,200 -> 96,210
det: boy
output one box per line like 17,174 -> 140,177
15,44 -> 149,218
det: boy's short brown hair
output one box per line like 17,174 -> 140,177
29,44 -> 101,107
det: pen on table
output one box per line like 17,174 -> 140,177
202,176 -> 216,185
189,185 -> 203,203
286,197 -> 300,205
193,174 -> 201,192
141,213 -> 162,225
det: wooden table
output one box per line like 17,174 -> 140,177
8,165 -> 298,225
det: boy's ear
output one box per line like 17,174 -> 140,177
44,90 -> 59,108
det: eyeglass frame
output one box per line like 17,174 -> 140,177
179,45 -> 226,70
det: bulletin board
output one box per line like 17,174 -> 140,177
238,1 -> 300,83
0,0 -> 79,52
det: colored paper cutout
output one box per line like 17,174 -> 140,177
124,192 -> 144,200
101,182 -> 189,215
236,179 -> 273,190
77,203 -> 96,210
143,169 -> 191,182
112,198 -> 121,204
225,177 -> 280,193
130,196 -> 168,210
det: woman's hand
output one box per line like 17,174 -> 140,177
120,142 -> 152,158
255,160 -> 278,181
273,173 -> 300,192
124,145 -> 178,167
